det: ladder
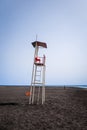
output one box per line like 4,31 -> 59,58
29,41 -> 47,105
29,64 -> 45,104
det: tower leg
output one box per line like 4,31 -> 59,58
32,85 -> 35,104
37,86 -> 40,104
42,65 -> 45,104
29,85 -> 32,104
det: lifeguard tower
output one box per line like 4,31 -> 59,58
29,41 -> 47,104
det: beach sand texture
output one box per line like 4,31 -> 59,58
0,86 -> 87,130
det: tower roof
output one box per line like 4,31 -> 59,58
32,41 -> 47,48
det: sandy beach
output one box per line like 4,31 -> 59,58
0,86 -> 87,130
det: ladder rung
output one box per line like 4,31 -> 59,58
32,82 -> 43,84
35,80 -> 41,82
36,72 -> 41,75
36,71 -> 41,74
37,70 -> 41,72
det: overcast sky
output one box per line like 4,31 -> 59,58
0,0 -> 87,85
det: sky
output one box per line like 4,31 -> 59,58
0,0 -> 87,85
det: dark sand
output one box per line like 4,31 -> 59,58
0,86 -> 87,130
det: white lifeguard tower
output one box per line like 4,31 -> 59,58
29,41 -> 47,104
